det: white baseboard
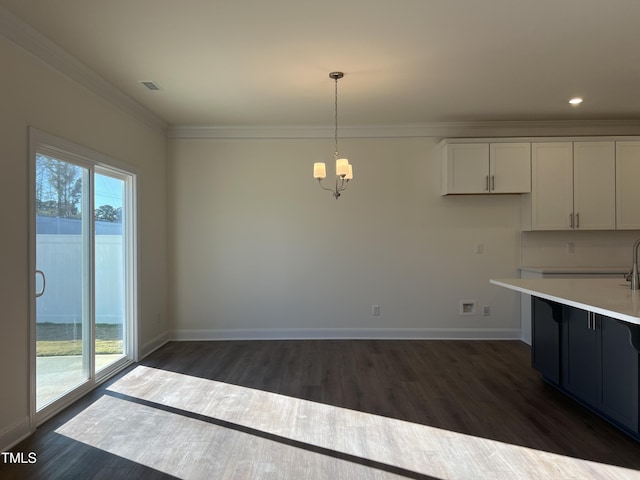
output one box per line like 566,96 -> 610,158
171,327 -> 522,341
140,330 -> 171,359
0,416 -> 32,452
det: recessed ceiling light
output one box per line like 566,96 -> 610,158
569,97 -> 583,105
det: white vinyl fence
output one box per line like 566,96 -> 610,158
36,234 -> 123,325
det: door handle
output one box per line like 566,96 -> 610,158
35,270 -> 46,298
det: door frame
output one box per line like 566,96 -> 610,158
28,128 -> 138,428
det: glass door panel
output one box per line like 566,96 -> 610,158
35,154 -> 91,410
94,172 -> 126,372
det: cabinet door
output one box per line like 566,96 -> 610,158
598,316 -> 639,433
616,142 -> 640,229
490,143 -> 531,193
562,306 -> 598,406
442,143 -> 489,194
530,143 -> 574,230
531,297 -> 561,384
573,142 -> 616,230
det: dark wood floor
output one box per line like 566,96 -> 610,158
3,340 -> 640,479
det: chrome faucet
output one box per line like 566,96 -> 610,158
630,239 -> 640,290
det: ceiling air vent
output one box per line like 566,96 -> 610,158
139,81 -> 161,91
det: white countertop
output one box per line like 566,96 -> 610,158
490,277 -> 640,325
518,266 -> 628,275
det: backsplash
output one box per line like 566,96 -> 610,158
520,230 -> 640,267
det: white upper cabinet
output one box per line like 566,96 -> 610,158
573,142 -> 616,230
527,143 -> 574,230
616,141 -> 640,230
441,143 -> 489,194
441,142 -> 531,195
523,141 -> 615,231
490,143 -> 532,193
441,136 -> 638,232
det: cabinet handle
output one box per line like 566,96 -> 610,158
570,213 -> 574,229
491,175 -> 495,191
576,213 -> 580,229
485,175 -> 489,191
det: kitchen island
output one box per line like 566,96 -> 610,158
492,277 -> 640,441
491,277 -> 640,324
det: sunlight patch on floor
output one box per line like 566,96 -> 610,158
55,365 -> 640,479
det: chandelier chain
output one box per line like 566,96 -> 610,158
334,76 -> 339,160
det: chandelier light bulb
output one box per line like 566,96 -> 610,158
313,162 -> 327,179
336,158 -> 349,177
345,164 -> 353,180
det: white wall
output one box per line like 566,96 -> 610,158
168,137 -> 522,339
0,36 -> 168,448
521,230 -> 640,267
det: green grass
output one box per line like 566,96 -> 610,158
37,339 -> 123,356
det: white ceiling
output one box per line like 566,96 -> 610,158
3,0 -> 640,128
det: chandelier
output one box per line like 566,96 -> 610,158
313,72 -> 353,199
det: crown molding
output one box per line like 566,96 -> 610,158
167,119 -> 640,140
0,5 -> 167,133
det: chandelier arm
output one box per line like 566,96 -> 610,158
317,179 -> 336,193
337,178 -> 349,193
318,177 -> 344,199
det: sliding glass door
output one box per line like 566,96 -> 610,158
31,129 -> 136,422
35,156 -> 91,410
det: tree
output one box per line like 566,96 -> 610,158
36,155 -> 82,218
95,205 -> 122,222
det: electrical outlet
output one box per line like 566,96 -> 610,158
372,305 -> 380,316
567,242 -> 575,254
476,243 -> 484,254
482,305 -> 491,316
